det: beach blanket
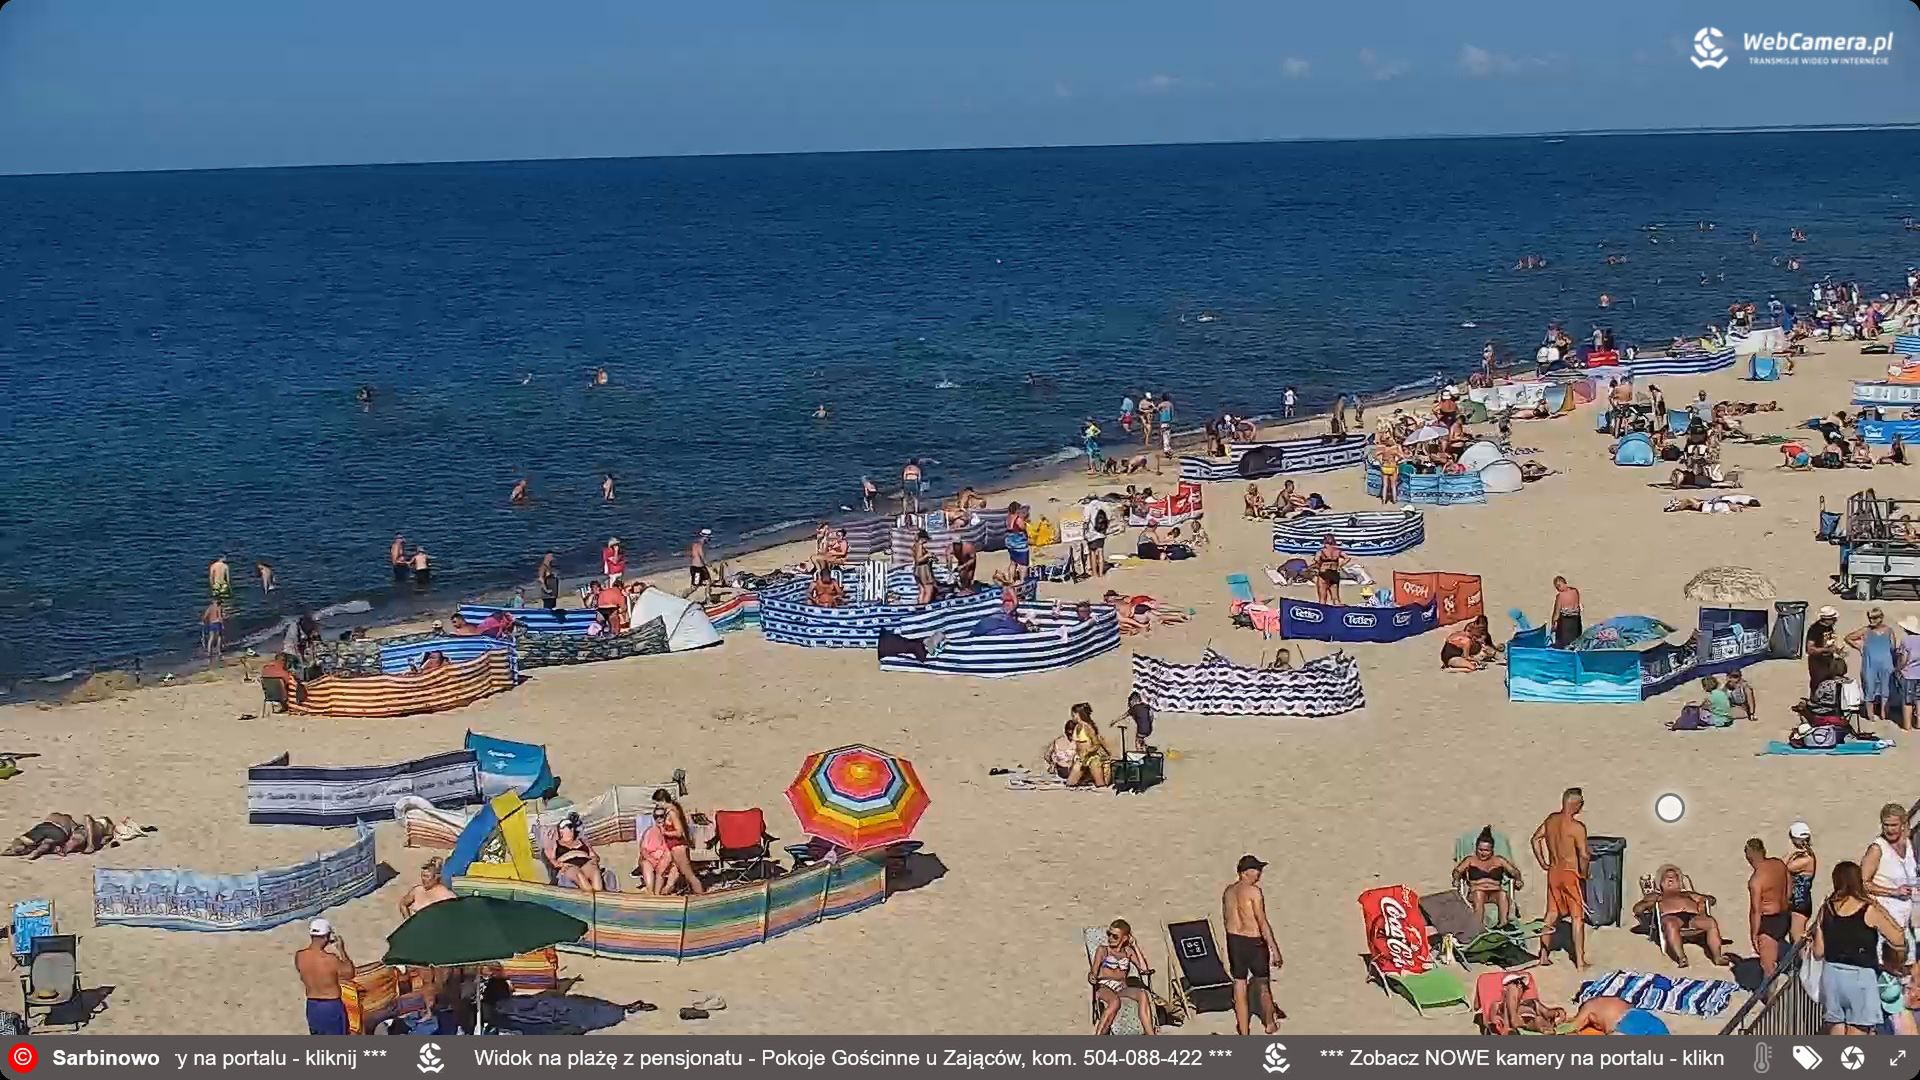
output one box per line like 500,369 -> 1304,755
1125,482 -> 1204,526
1002,768 -> 1101,792
1574,970 -> 1737,1018
94,825 -> 379,932
1761,740 -> 1890,756
1130,648 -> 1364,716
1359,884 -> 1435,976
289,651 -> 516,718
246,749 -> 481,826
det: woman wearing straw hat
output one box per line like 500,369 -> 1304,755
1898,616 -> 1920,732
1845,608 -> 1902,726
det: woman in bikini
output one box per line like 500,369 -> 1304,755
543,814 -> 603,894
1311,536 -> 1346,605
1452,826 -> 1524,925
1088,919 -> 1157,1035
1065,703 -> 1113,788
649,789 -> 706,895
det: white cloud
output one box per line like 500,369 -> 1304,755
1281,57 -> 1311,79
1458,44 -> 1551,76
1358,48 -> 1410,81
1141,73 -> 1180,93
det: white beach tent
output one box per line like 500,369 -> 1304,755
1456,440 -> 1504,473
1479,459 -> 1525,494
629,588 -> 723,651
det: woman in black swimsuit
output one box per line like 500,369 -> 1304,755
543,813 -> 602,895
1451,826 -> 1524,926
1786,822 -> 1818,940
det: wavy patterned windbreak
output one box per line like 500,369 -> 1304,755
1272,510 -> 1425,556
289,651 -> 516,718
1179,433 -> 1371,482
759,569 -> 1036,648
877,603 -> 1120,678
1130,647 -> 1364,717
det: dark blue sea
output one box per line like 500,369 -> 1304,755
3,131 -> 1918,684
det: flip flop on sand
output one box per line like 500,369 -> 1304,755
690,994 -> 726,1011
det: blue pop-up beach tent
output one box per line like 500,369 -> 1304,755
465,731 -> 558,800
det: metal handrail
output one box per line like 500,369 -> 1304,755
1717,938 -> 1820,1035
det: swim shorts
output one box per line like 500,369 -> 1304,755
1226,933 -> 1271,980
1546,868 -> 1585,922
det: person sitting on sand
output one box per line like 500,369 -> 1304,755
1441,625 -> 1483,672
1046,723 -> 1080,780
1630,864 -> 1728,968
1724,669 -> 1757,723
400,858 -> 458,917
1848,436 -> 1875,467
952,540 -> 978,590
1275,480 -> 1309,514
807,569 -> 846,607
1880,436 -> 1910,466
819,527 -> 849,569
1244,483 -> 1268,519
543,813 -> 603,895
1453,826 -> 1525,926
413,651 -> 452,672
5,813 -> 154,859
1065,703 -> 1113,788
1088,919 -> 1157,1035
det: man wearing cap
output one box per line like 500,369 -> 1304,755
689,529 -> 711,588
294,917 -> 354,1035
1221,854 -> 1283,1035
1807,607 -> 1842,694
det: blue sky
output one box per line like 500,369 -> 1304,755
1,0 -> 1914,174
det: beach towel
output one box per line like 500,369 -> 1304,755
1002,768 -> 1101,792
1359,884 -> 1435,976
1761,740 -> 1890,756
1574,970 -> 1737,1018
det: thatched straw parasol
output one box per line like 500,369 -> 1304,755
1681,566 -> 1778,605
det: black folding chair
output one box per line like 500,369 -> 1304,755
1164,919 -> 1235,1016
20,934 -> 79,1029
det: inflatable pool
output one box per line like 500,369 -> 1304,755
759,568 -> 1037,648
1364,463 -> 1486,506
1272,510 -> 1425,556
877,603 -> 1120,678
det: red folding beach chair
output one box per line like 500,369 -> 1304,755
708,809 -> 776,884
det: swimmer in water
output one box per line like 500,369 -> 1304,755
602,474 -> 616,502
591,368 -> 609,387
1749,230 -> 1761,244
520,373 -> 533,385
355,385 -> 374,408
1598,293 -> 1612,309
812,404 -> 828,419
510,478 -> 531,506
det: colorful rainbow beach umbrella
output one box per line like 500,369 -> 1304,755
785,743 -> 929,852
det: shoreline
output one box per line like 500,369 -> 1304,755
0,316 -> 1859,703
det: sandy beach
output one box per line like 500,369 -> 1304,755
7,330 -> 1919,1036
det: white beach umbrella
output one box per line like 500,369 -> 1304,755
1404,425 -> 1449,445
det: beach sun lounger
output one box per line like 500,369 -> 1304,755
1082,927 -> 1159,1034
1451,828 -> 1518,927
1360,885 -> 1470,1016
1164,919 -> 1236,1017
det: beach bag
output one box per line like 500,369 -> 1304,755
1669,705 -> 1705,731
1800,724 -> 1843,750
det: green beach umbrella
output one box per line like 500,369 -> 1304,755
383,896 -> 586,967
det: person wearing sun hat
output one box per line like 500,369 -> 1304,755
1806,606 -> 1842,694
1786,821 -> 1818,940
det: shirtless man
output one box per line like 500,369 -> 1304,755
689,529 -> 711,590
509,478 -> 530,506
1631,864 -> 1726,967
602,473 -> 616,502
1222,855 -> 1283,1035
256,560 -> 276,593
390,535 -> 408,582
294,918 -> 354,1035
1532,787 -> 1590,968
400,858 -> 458,918
1745,837 -> 1793,980
202,600 -> 226,661
410,546 -> 431,588
1550,576 -> 1582,649
208,555 -> 232,603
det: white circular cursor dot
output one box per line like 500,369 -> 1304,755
1655,793 -> 1685,824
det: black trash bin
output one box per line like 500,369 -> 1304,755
1584,835 -> 1628,927
1770,601 -> 1808,660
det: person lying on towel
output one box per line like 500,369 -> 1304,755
970,609 -> 1032,636
448,612 -> 514,637
5,813 -> 155,858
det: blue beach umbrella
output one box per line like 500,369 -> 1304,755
1567,615 -> 1678,651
